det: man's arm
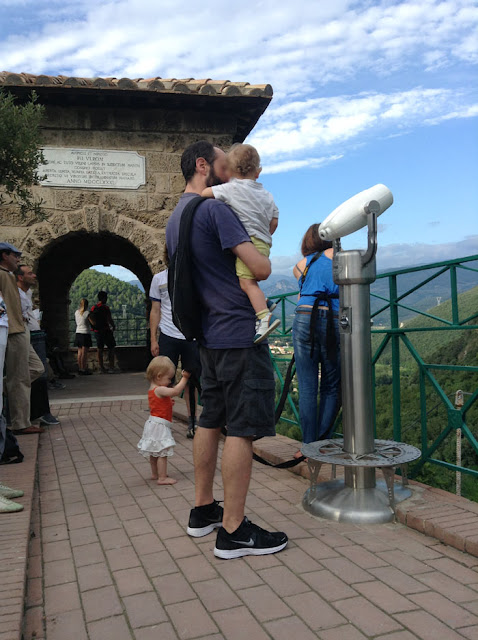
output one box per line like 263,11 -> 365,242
269,218 -> 278,235
107,308 -> 115,331
232,242 -> 271,281
149,300 -> 161,357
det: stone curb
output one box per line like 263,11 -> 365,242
0,435 -> 39,640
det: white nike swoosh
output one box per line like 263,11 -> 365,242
230,538 -> 255,547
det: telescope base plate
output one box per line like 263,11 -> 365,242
302,479 -> 412,524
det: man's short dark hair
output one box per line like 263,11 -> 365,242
98,291 -> 107,302
181,141 -> 216,182
14,264 -> 27,278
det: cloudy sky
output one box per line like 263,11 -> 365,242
1,0 -> 477,277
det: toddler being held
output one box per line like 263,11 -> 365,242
202,143 -> 280,344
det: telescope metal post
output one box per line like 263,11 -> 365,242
302,207 -> 420,523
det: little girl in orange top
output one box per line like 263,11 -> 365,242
138,356 -> 190,485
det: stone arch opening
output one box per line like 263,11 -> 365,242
36,230 -> 154,356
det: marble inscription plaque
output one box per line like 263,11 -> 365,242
40,148 -> 146,189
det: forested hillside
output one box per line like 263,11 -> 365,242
372,285 -> 478,365
69,269 -> 147,319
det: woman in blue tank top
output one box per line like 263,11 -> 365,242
292,223 -> 341,449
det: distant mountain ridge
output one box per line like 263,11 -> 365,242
128,279 -> 145,292
262,259 -> 477,325
69,269 -> 146,319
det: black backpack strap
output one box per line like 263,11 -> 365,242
252,452 -> 306,467
187,370 -> 202,434
168,196 -> 207,338
274,354 -> 295,424
298,252 -> 321,294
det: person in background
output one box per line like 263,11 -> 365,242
0,287 -> 25,512
74,298 -> 92,375
150,263 -> 201,439
15,264 -> 59,427
0,243 -> 44,435
89,291 -> 116,374
292,223 -> 341,453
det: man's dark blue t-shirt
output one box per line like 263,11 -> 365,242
166,192 -> 258,349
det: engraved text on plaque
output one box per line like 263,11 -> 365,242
40,148 -> 146,189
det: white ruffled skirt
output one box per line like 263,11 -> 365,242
137,415 -> 176,458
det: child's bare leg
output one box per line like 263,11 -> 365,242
157,456 -> 177,485
149,456 -> 159,480
239,278 -> 268,314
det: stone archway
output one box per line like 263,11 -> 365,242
36,228 -> 155,352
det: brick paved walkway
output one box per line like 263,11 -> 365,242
2,395 -> 478,639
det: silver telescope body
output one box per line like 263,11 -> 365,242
319,184 -> 393,242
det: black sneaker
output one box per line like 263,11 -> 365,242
187,500 -> 223,537
40,413 -> 60,426
214,517 -> 288,559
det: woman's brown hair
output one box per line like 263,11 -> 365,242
301,223 -> 333,256
79,298 -> 88,315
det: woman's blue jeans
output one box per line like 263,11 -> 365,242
292,309 -> 341,444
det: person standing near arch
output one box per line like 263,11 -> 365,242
89,291 -> 116,373
0,243 -> 45,434
149,266 -> 201,439
15,264 -> 60,427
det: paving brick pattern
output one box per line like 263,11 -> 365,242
1,399 -> 478,639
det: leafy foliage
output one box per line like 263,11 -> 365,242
372,291 -> 478,502
69,269 -> 147,318
0,90 -> 45,218
69,269 -> 148,346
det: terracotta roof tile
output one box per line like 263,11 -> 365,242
0,71 -> 273,98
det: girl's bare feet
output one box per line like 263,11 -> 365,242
150,473 -> 159,480
157,477 -> 177,485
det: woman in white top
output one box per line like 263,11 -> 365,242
74,298 -> 92,375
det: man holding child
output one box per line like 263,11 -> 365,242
166,141 -> 288,559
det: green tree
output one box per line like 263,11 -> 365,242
0,90 -> 45,217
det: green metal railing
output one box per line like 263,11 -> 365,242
268,254 -> 478,485
69,316 -> 148,347
371,255 -> 478,482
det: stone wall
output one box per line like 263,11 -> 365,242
0,103 -> 236,354
1,105 -> 235,276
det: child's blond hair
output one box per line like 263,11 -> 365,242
227,143 -> 261,177
146,356 -> 175,382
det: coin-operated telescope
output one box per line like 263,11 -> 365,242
301,185 -> 420,524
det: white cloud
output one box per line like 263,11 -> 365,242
249,87 -> 478,167
262,155 -> 343,175
1,0 -> 477,174
270,236 -> 478,276
270,252 -> 302,276
376,235 -> 478,270
1,0 -> 477,93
